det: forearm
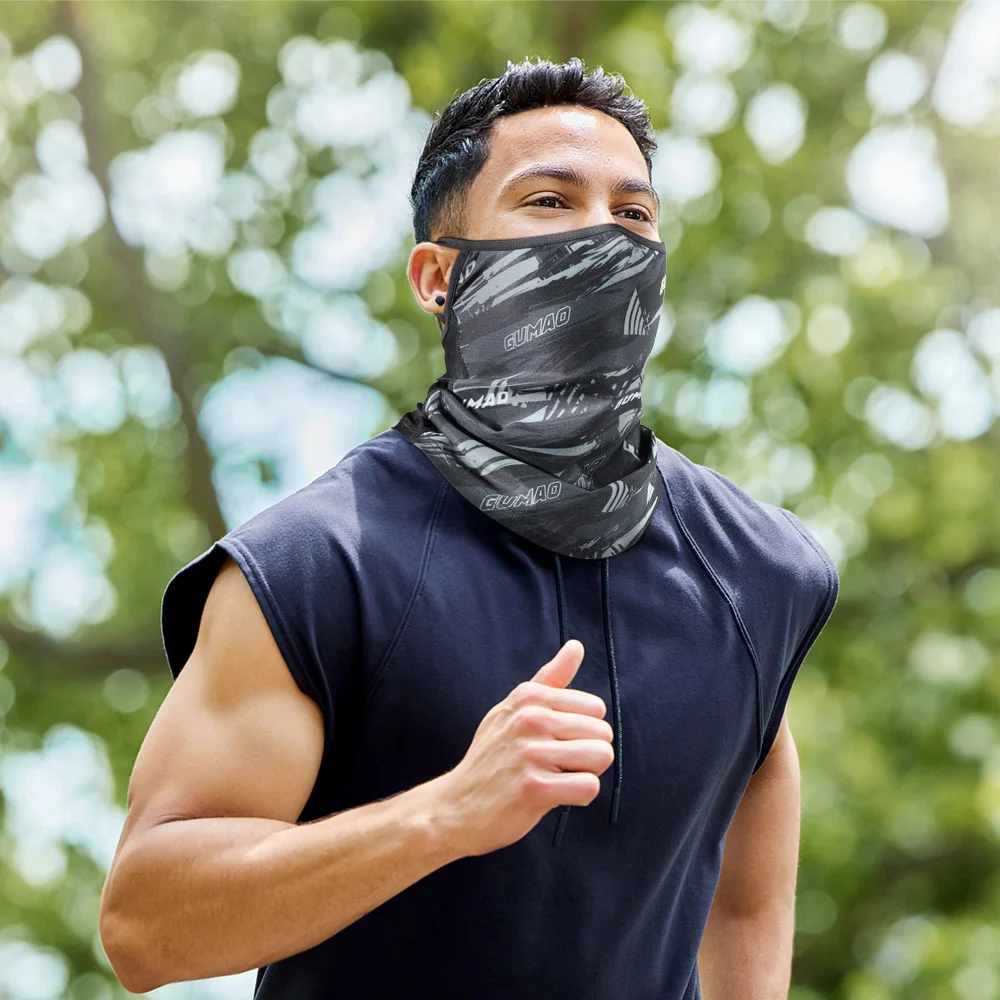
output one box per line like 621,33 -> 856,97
697,713 -> 800,1000
101,774 -> 460,993
697,899 -> 794,1000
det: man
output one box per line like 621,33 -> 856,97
100,58 -> 838,999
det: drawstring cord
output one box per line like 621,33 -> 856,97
551,553 -> 622,848
602,557 -> 623,824
552,553 -> 571,848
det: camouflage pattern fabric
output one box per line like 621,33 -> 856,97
395,224 -> 667,560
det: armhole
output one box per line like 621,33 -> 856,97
220,535 -> 326,712
751,513 -> 839,772
161,542 -> 228,680
160,537 -> 326,723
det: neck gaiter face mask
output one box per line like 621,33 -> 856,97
394,223 -> 667,560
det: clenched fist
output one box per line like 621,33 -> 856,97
429,639 -> 614,857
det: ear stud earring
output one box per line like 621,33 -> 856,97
435,295 -> 446,306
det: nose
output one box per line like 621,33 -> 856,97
577,202 -> 618,229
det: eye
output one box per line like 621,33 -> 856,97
528,195 -> 566,209
617,206 -> 654,222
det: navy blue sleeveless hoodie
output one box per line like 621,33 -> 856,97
161,427 -> 838,999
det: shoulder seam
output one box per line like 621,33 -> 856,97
658,461 -> 765,754
750,509 -> 839,773
777,508 -> 838,588
365,479 -> 450,700
777,508 -> 840,671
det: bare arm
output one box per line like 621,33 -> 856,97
697,712 -> 801,1000
100,557 -> 612,994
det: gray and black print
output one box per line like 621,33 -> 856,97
395,224 -> 668,560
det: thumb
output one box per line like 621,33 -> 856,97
532,639 -> 584,689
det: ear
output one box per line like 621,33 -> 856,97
407,242 -> 459,316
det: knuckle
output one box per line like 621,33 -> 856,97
519,770 -> 548,800
516,705 -> 549,734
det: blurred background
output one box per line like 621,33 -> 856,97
0,0 -> 998,997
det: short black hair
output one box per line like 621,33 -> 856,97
410,57 -> 657,243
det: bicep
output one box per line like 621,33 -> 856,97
714,713 -> 800,914
122,557 -> 325,843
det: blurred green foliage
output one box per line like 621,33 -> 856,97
1,2 -> 999,998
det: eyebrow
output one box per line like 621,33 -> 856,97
501,165 -> 661,211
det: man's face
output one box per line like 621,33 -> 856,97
407,104 -> 660,315
448,105 -> 660,243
